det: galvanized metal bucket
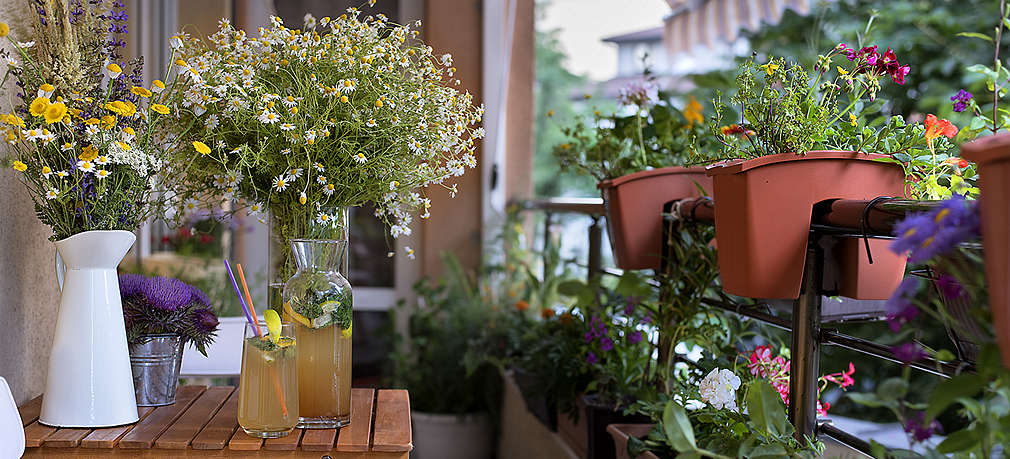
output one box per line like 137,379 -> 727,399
129,334 -> 184,406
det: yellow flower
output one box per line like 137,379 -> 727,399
340,95 -> 349,103
151,80 -> 166,93
115,141 -> 131,151
193,141 -> 211,155
105,63 -> 123,79
130,86 -> 152,98
5,113 -> 25,127
299,192 -> 307,205
151,104 -> 170,115
849,113 -> 857,126
105,100 -> 136,117
78,145 -> 99,161
123,126 -> 136,137
0,22 -> 8,38
38,83 -> 55,98
374,99 -> 383,108
761,62 -> 780,75
43,102 -> 67,124
684,96 -> 704,126
837,66 -> 849,75
29,97 -> 50,117
11,160 -> 26,172
101,115 -> 117,129
84,118 -> 101,125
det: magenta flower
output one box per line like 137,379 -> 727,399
891,342 -> 927,364
586,351 -> 598,365
936,275 -> 965,300
904,411 -> 942,443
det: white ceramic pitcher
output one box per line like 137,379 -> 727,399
39,230 -> 140,427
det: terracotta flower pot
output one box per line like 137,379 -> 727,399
606,424 -> 660,459
961,133 -> 1010,367
599,167 -> 712,270
705,151 -> 906,299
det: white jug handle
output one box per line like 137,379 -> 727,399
55,250 -> 65,291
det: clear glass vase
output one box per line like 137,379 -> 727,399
281,238 -> 353,429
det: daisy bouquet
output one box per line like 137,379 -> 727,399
0,1 -> 178,240
162,7 -> 485,247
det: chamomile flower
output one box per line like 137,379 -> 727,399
280,123 -> 296,131
313,162 -> 325,172
205,114 -> 220,129
151,80 -> 166,93
230,147 -> 242,155
449,183 -> 458,198
272,174 -> 289,191
248,202 -> 264,216
95,169 -> 110,180
104,62 -> 123,79
169,35 -> 183,49
38,83 -> 55,98
77,160 -> 95,174
323,183 -> 335,196
354,152 -> 367,163
366,118 -> 377,127
404,246 -> 415,260
56,170 -> 69,179
281,148 -> 292,155
389,180 -> 399,190
46,187 -> 59,200
338,78 -> 357,93
316,212 -> 331,224
85,124 -> 100,136
286,168 -> 304,180
282,95 -> 300,107
183,198 -> 199,213
258,110 -> 280,124
299,191 -> 307,205
41,166 -> 52,178
316,175 -> 327,185
60,141 -> 76,151
95,155 -> 110,165
17,41 -> 35,48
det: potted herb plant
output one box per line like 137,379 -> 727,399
553,82 -> 714,270
0,6 -> 180,427
701,45 -> 919,300
389,255 -> 501,459
120,274 -> 219,406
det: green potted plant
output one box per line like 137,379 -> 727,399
389,254 -> 501,459
701,45 -> 923,300
553,80 -> 715,270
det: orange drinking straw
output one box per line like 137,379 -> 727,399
236,263 -> 288,417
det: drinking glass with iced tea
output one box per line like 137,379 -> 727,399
238,321 -> 298,438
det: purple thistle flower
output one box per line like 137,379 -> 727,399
628,330 -> 643,344
903,411 -> 942,443
891,342 -> 927,364
189,285 -> 211,307
191,308 -> 219,334
586,351 -> 598,365
142,277 -> 195,311
935,275 -> 965,300
951,89 -> 973,113
885,278 -> 920,332
600,337 -> 613,352
118,273 -> 146,298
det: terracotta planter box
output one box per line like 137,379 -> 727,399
599,167 -> 712,270
962,134 -> 1010,367
706,151 -> 907,300
557,398 -> 588,459
606,423 -> 660,459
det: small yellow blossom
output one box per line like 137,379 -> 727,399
43,102 -> 67,124
849,113 -> 857,126
193,141 -> 211,155
837,66 -> 849,75
105,63 -> 123,79
151,80 -> 166,93
130,86 -> 153,98
79,145 -> 99,161
29,97 -> 50,117
101,115 -> 117,129
761,62 -> 780,75
0,23 -> 9,38
12,160 -> 26,172
151,104 -> 170,115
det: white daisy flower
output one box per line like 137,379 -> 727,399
258,110 -> 279,124
248,202 -> 264,216
366,118 -> 377,127
169,35 -> 183,49
286,168 -> 303,180
18,41 -> 35,48
85,124 -> 100,136
95,155 -> 110,165
322,183 -> 335,196
316,175 -> 327,185
404,246 -> 415,259
338,78 -> 357,93
95,169 -> 110,180
205,114 -> 220,129
226,171 -> 243,186
60,142 -> 76,152
316,212 -> 330,224
389,180 -> 399,190
76,160 -> 95,174
56,170 -> 69,178
230,147 -> 242,155
272,174 -> 289,191
280,123 -> 295,131
184,198 -> 199,213
313,162 -> 325,172
281,148 -> 292,155
46,187 -> 59,200
353,152 -> 367,164
282,95 -> 300,107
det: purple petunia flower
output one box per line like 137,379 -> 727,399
118,273 -> 146,298
903,411 -> 942,443
142,277 -> 196,311
600,337 -> 613,352
628,330 -> 643,344
586,351 -> 598,365
890,196 -> 980,263
951,89 -> 973,113
641,313 -> 652,325
885,278 -> 920,332
891,342 -> 927,364
890,213 -> 936,255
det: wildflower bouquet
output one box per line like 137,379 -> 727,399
120,273 -> 219,356
0,2 -> 177,240
706,44 -> 926,160
551,78 -> 713,181
163,9 -> 484,245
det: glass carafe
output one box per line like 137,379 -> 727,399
281,239 -> 353,429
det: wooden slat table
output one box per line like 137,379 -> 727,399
19,386 -> 413,458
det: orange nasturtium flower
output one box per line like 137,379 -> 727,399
514,300 -> 529,312
923,114 -> 958,154
684,96 -> 704,126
